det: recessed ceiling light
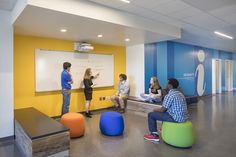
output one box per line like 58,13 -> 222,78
214,31 -> 233,39
60,29 -> 67,33
121,0 -> 130,4
125,38 -> 130,42
97,34 -> 103,38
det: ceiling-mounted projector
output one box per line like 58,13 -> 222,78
74,42 -> 94,52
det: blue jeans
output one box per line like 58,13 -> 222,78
148,112 -> 175,133
62,89 -> 71,115
140,93 -> 162,103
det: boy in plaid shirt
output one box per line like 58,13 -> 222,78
144,78 -> 189,142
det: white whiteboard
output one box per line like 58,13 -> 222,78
35,49 -> 114,92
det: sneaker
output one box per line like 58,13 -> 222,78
85,112 -> 92,118
118,108 -> 126,114
143,134 -> 160,142
113,107 -> 119,111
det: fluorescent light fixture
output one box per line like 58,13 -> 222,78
121,0 -> 130,4
97,34 -> 103,38
125,38 -> 130,42
60,29 -> 67,33
214,31 -> 233,39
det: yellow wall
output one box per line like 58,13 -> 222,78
14,35 -> 126,117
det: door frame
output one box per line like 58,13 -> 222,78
225,60 -> 233,92
212,59 -> 222,94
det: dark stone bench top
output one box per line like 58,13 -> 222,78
127,95 -> 198,105
14,107 -> 69,140
127,96 -> 162,105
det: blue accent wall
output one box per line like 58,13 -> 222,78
156,42 -> 168,88
173,42 -> 195,95
144,43 -> 157,93
145,41 -> 236,96
144,42 -> 168,92
167,41 -> 174,79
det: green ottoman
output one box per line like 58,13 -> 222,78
162,121 -> 195,148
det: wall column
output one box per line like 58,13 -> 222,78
0,10 -> 14,138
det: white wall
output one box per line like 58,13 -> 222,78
126,44 -> 145,97
0,10 -> 14,138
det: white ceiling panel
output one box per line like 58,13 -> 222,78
209,5 -> 236,25
209,5 -> 236,18
221,25 -> 236,34
149,13 -> 185,28
148,0 -> 190,14
116,1 -> 186,27
182,12 -> 230,30
222,13 -> 236,25
182,23 -> 210,37
175,31 -> 236,52
0,0 -> 17,10
117,3 -> 154,17
89,0 -> 128,8
182,0 -> 236,11
168,6 -> 203,19
131,0 -> 172,10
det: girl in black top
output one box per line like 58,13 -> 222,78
140,76 -> 162,103
83,68 -> 99,118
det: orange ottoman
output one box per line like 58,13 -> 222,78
60,113 -> 85,138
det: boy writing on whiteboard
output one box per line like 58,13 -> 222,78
61,62 -> 73,115
111,74 -> 130,113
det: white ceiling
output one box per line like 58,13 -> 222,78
14,5 -> 176,46
11,0 -> 236,52
0,0 -> 17,11
89,0 -> 236,52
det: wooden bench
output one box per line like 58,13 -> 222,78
14,107 -> 70,157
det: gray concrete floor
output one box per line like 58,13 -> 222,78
1,92 -> 236,157
0,139 -> 19,157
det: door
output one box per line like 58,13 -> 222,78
212,59 -> 222,94
225,60 -> 233,91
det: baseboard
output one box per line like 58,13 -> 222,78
0,135 -> 14,141
52,106 -> 113,119
0,135 -> 15,146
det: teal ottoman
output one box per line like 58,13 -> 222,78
162,121 -> 195,148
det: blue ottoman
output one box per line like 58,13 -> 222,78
99,112 -> 124,136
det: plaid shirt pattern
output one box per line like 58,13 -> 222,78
162,89 -> 189,122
